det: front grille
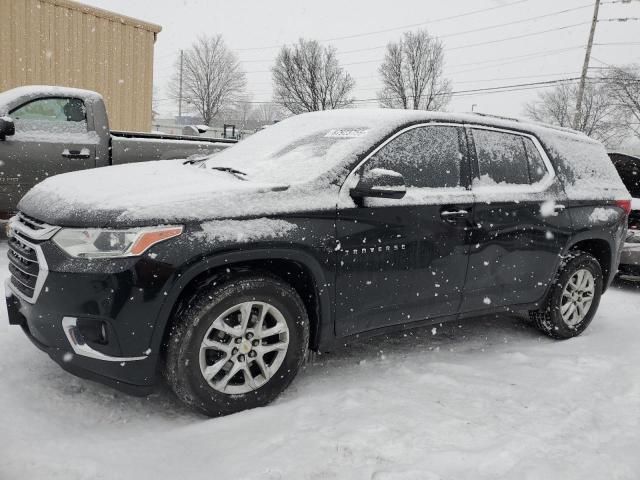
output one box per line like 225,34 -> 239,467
7,213 -> 58,303
17,212 -> 49,231
8,234 -> 40,298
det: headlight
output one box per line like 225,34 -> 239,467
53,226 -> 183,258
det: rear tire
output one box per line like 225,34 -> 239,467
165,274 -> 309,417
530,250 -> 603,339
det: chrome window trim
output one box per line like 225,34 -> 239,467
61,317 -> 149,362
338,122 -> 557,202
466,124 -> 556,195
339,122 -> 475,200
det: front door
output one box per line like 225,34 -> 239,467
0,96 -> 96,216
335,124 -> 474,337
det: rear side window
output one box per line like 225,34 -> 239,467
472,129 -> 548,186
364,125 -> 462,188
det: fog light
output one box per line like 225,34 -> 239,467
77,319 -> 109,345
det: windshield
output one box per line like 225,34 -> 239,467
203,113 -> 379,185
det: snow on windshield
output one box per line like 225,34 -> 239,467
205,109 -> 432,185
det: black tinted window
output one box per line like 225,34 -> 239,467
473,129 -> 530,185
365,126 -> 462,188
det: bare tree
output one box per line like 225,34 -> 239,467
377,30 -> 451,111
255,102 -> 284,124
606,65 -> 640,141
272,39 -> 355,114
524,77 -> 626,146
169,35 -> 246,125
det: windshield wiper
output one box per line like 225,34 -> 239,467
210,166 -> 248,180
183,155 -> 209,165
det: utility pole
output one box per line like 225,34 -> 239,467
178,49 -> 184,120
574,0 -> 600,129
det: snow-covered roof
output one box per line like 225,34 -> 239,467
0,85 -> 104,115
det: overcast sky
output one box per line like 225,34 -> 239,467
81,0 -> 639,118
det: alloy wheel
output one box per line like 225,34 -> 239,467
199,301 -> 290,395
560,268 -> 595,327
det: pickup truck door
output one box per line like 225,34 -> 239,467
0,97 -> 96,215
334,124 -> 474,337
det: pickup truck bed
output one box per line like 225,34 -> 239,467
110,130 -> 236,164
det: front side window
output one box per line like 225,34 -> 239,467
363,125 -> 463,188
10,97 -> 87,134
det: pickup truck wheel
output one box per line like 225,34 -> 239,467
165,274 -> 309,417
530,251 -> 602,339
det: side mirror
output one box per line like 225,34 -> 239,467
0,116 -> 15,141
350,168 -> 406,200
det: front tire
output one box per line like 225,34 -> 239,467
165,274 -> 309,417
530,250 -> 603,339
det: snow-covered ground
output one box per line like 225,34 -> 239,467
1,242 -> 639,480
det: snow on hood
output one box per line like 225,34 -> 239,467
17,160 -> 337,227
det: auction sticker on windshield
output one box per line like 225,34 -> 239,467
324,128 -> 369,138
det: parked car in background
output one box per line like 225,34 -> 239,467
609,152 -> 640,278
0,86 -> 236,222
6,109 -> 630,417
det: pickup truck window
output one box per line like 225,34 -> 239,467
363,125 -> 462,188
10,97 -> 87,133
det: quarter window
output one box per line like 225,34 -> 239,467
523,137 -> 548,183
363,125 -> 463,188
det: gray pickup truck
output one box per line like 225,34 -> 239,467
0,86 -> 235,220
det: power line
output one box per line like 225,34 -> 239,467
156,76 -> 637,106
233,0 -> 531,52
247,71 -> 586,97
237,22 -> 593,73
237,3 -> 595,62
153,0 -> 630,65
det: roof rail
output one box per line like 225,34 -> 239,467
466,112 -> 586,137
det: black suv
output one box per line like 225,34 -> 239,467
6,110 -> 630,417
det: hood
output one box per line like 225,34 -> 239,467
18,160 -> 300,228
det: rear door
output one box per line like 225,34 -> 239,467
461,126 -> 572,311
334,124 -> 474,336
0,97 -> 96,214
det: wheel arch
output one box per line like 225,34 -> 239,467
564,234 -> 613,291
149,248 -> 333,361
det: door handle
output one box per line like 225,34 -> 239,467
441,209 -> 469,219
62,149 -> 91,159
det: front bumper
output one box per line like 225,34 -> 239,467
6,281 -> 159,395
4,248 -> 175,395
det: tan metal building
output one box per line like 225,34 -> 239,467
0,0 -> 161,131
